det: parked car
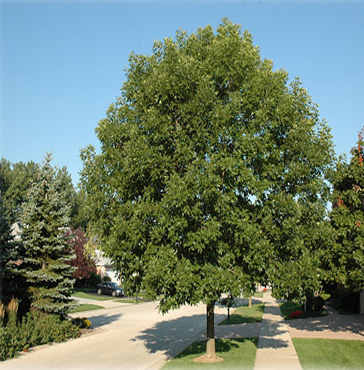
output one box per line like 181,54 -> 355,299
97,282 -> 124,297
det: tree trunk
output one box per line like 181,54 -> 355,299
206,303 -> 216,358
249,296 -> 252,308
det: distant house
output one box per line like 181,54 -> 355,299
94,249 -> 120,284
11,223 -> 22,241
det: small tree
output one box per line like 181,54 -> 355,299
20,153 -> 75,317
68,228 -> 96,286
329,127 -> 364,291
81,19 -> 333,360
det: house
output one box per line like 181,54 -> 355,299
94,249 -> 121,284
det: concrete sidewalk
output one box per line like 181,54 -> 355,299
254,292 -> 302,370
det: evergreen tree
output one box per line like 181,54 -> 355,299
0,194 -> 25,306
81,19 -> 333,360
20,153 -> 75,317
329,127 -> 364,291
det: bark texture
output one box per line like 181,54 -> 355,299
206,303 -> 215,358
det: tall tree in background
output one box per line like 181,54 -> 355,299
81,19 -> 333,360
0,158 -> 89,230
0,159 -> 39,224
329,127 -> 364,291
20,153 -> 75,318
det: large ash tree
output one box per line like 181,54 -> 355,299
81,19 -> 333,360
20,153 -> 75,317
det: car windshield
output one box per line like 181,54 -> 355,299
110,282 -> 118,287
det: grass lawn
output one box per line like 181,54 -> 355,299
242,290 -> 269,299
219,304 -> 265,325
163,338 -> 258,369
279,301 -> 327,320
69,303 -> 104,313
114,298 -> 145,304
72,290 -> 149,304
72,291 -> 116,301
293,338 -> 364,369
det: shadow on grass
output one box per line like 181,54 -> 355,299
174,339 -> 240,359
164,338 -> 258,369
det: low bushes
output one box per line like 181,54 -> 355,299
0,298 -> 80,361
280,300 -> 327,320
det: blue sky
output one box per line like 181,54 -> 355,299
1,0 -> 363,186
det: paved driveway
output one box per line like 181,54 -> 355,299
1,299 -> 227,370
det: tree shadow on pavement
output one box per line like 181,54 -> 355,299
88,313 -> 122,328
287,306 -> 364,338
257,320 -> 291,349
133,313 -> 225,358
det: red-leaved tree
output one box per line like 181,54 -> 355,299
68,228 -> 96,285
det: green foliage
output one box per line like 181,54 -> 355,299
0,195 -> 27,308
328,128 -> 364,291
72,316 -> 92,328
87,272 -> 102,287
0,158 -> 39,225
0,309 -> 80,361
20,153 -> 76,317
6,297 -> 19,330
81,16 -> 333,325
279,301 -> 327,320
0,157 -> 89,230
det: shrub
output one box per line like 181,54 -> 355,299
0,327 -> 21,361
102,275 -> 111,282
6,298 -> 19,330
88,272 -> 102,287
307,296 -> 325,312
0,311 -> 80,361
72,317 -> 92,329
289,310 -> 303,318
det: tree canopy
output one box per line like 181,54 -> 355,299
81,19 -> 334,359
0,157 -> 89,230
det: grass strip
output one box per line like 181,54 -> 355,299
293,338 -> 364,369
113,298 -> 145,304
279,301 -> 327,320
219,304 -> 265,325
72,291 -> 118,301
163,338 -> 258,369
69,303 -> 104,313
